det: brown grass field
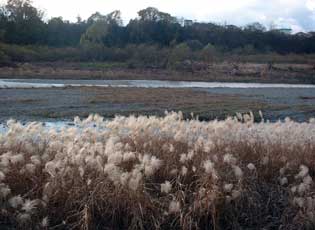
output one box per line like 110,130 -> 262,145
0,112 -> 315,229
0,62 -> 314,84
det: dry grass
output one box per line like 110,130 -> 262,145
84,87 -> 268,120
0,61 -> 314,84
0,112 -> 315,229
85,87 -> 252,108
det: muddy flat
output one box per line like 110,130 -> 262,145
1,83 -> 315,123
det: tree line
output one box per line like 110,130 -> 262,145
0,0 -> 315,66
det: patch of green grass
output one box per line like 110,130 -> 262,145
78,62 -> 128,69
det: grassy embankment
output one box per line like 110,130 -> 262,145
1,42 -> 315,83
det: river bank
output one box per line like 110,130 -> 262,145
0,62 -> 314,84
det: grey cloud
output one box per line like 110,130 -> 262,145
182,0 -> 315,32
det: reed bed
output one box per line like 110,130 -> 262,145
0,112 -> 314,229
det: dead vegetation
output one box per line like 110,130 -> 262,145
0,112 -> 314,229
0,61 -> 314,84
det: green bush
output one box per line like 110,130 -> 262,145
168,43 -> 192,68
0,43 -> 39,62
0,49 -> 11,66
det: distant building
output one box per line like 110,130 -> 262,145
271,28 -> 292,35
277,28 -> 292,35
269,21 -> 293,34
184,20 -> 193,27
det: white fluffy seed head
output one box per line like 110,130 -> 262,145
231,190 -> 241,200
225,195 -> 232,203
0,184 -> 10,198
123,152 -> 136,162
224,183 -> 234,192
187,151 -> 194,160
169,144 -> 175,153
107,152 -> 123,165
298,183 -> 309,195
169,200 -> 180,213
291,186 -> 297,194
9,195 -> 23,209
143,156 -> 162,177
261,156 -> 269,165
280,177 -> 288,186
45,161 -> 57,177
306,197 -> 314,210
25,163 -> 36,174
295,165 -> 309,179
30,156 -> 41,166
223,154 -> 237,165
293,197 -> 305,208
247,163 -> 256,171
17,213 -> 31,224
128,169 -> 142,191
303,175 -> 313,185
181,166 -> 188,176
22,199 -> 38,213
150,156 -> 162,170
179,154 -> 188,163
41,216 -> 49,227
104,164 -> 122,184
170,168 -> 178,175
0,171 -> 5,181
161,181 -> 172,194
232,165 -> 243,179
120,173 -> 130,186
279,167 -> 286,176
203,160 -> 214,174
10,154 -> 25,164
199,187 -> 206,198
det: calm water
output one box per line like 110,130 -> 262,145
0,121 -> 79,133
1,79 -> 315,89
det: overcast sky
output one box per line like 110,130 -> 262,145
1,0 -> 315,32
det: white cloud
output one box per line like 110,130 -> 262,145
274,17 -> 306,33
306,0 -> 315,11
1,0 -> 314,32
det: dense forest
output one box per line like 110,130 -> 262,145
0,0 -> 315,66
